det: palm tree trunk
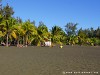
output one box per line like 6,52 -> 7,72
25,34 -> 28,47
17,35 -> 20,47
23,36 -> 25,46
6,33 -> 8,47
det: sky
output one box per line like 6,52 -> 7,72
1,0 -> 100,30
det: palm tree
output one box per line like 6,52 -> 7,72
32,23 -> 50,46
12,23 -> 24,46
51,25 -> 65,45
78,28 -> 87,46
0,15 -> 4,36
0,15 -> 16,46
5,18 -> 16,46
22,20 -> 37,47
0,14 -> 5,44
68,35 -> 78,46
0,4 -> 15,46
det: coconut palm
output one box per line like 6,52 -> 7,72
0,15 -> 4,36
51,25 -> 65,45
0,16 -> 16,46
0,15 -> 5,44
12,23 -> 25,46
78,28 -> 87,46
4,18 -> 16,46
33,23 -> 50,46
22,20 -> 37,46
68,35 -> 78,46
0,4 -> 15,46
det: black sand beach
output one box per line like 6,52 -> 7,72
0,46 -> 100,75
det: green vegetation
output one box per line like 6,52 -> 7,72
0,3 -> 100,46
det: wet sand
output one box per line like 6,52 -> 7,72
0,45 -> 100,75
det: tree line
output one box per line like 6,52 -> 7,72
0,3 -> 100,47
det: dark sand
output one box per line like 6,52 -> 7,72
0,46 -> 100,75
